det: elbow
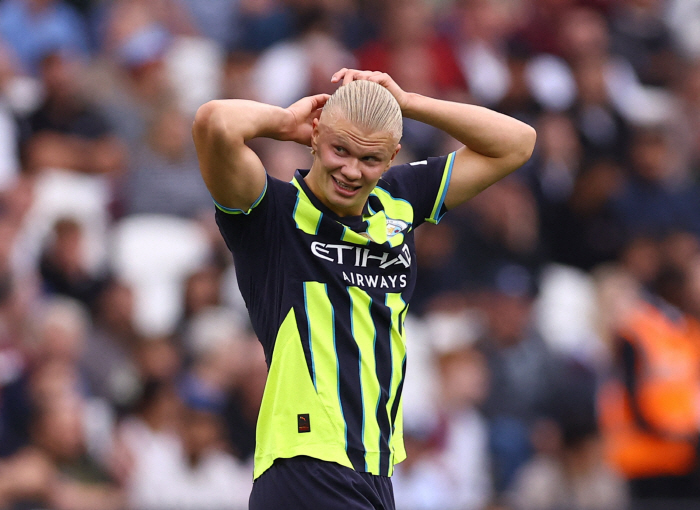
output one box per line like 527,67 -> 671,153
515,124 -> 537,167
192,100 -> 248,151
193,100 -> 225,139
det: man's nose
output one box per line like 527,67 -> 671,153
340,159 -> 362,180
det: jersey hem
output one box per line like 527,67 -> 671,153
254,444 -> 354,479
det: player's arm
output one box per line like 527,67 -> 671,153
332,69 -> 537,209
192,94 -> 330,211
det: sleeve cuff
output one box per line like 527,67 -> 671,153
213,180 -> 268,215
425,151 -> 455,224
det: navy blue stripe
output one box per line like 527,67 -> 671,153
299,284 -> 316,389
390,357 -> 407,433
373,298 -> 393,476
326,283 -> 366,471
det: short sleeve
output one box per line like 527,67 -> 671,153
214,175 -> 289,357
379,152 -> 455,227
213,178 -> 268,216
214,174 -> 279,254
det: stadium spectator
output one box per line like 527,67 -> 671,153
0,0 -> 90,75
234,0 -> 295,53
112,378 -> 183,507
179,266 -> 226,328
611,126 -> 700,239
394,343 -> 492,510
82,279 -> 141,408
96,0 -> 196,56
0,273 -> 31,458
476,263 -> 564,497
115,376 -> 252,510
181,306 -> 259,460
91,24 -> 176,150
0,393 -> 124,510
39,217 -> 106,305
509,408 -> 629,510
450,179 -> 543,290
598,263 -> 700,504
121,104 -> 212,218
180,0 -> 241,49
544,159 -> 627,271
451,0 -> 521,108
23,51 -> 125,175
608,0 -> 677,88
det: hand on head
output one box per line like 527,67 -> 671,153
284,93 -> 331,146
331,68 -> 409,111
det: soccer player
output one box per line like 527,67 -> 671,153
192,68 -> 536,509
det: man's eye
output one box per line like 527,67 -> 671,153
334,146 -> 346,154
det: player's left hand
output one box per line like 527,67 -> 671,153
331,69 -> 410,111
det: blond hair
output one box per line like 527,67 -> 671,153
322,80 -> 403,142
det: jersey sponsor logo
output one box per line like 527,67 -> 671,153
310,243 -> 412,269
342,272 -> 408,289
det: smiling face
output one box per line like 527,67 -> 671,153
306,114 -> 400,217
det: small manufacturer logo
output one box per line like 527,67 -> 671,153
386,219 -> 408,238
298,414 -> 310,433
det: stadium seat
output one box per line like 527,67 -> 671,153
109,214 -> 211,336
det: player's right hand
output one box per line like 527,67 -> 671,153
283,93 -> 331,146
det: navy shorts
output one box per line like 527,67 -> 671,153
248,456 -> 395,510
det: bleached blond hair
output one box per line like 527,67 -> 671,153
322,80 -> 403,142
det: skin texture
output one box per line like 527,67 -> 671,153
192,68 -> 537,216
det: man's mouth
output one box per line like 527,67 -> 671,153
332,176 -> 360,193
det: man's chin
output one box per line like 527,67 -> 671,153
327,196 -> 362,217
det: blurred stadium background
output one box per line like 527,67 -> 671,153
1,0 -> 700,508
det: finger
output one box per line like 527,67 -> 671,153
345,68 -> 374,84
342,69 -> 358,85
367,72 -> 389,85
312,93 -> 331,109
331,68 -> 348,83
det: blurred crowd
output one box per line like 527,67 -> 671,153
1,0 -> 700,509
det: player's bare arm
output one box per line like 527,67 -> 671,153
192,94 -> 330,211
332,68 -> 537,209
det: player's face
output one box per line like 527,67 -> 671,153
307,115 -> 400,217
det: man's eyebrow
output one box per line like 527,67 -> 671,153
360,150 -> 387,158
330,132 -> 392,157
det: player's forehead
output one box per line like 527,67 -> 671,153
319,114 -> 397,153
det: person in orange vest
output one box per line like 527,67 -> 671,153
598,265 -> 700,501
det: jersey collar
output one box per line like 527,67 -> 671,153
294,169 -> 390,245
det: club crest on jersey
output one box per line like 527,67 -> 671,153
386,219 -> 408,238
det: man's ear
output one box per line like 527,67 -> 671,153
311,118 -> 320,151
390,143 -> 401,163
